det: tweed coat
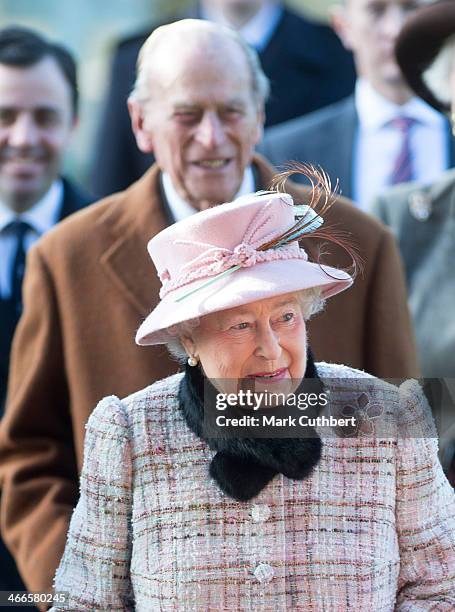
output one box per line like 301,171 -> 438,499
372,168 -> 455,377
52,363 -> 455,611
0,156 -> 418,595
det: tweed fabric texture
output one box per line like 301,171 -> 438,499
52,364 -> 455,611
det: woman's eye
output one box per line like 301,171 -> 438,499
232,322 -> 249,330
281,312 -> 295,322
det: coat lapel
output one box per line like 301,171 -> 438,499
98,166 -> 169,315
427,166 -> 455,202
446,120 -> 455,169
253,153 -> 281,190
331,97 -> 357,199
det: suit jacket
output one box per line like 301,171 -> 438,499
259,95 -> 455,202
0,178 -> 91,593
51,365 -> 455,610
0,155 -> 418,596
0,178 -> 91,411
372,168 -> 455,378
90,4 -> 355,197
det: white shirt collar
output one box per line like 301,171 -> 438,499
0,179 -> 63,235
163,167 -> 256,222
355,78 -> 444,131
200,1 -> 282,51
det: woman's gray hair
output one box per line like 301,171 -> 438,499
129,20 -> 270,108
422,33 -> 455,108
164,287 -> 326,364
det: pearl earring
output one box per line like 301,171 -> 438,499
187,355 -> 198,367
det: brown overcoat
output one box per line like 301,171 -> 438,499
0,156 -> 418,595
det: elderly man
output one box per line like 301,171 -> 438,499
259,0 -> 454,211
91,0 -> 356,197
0,19 -> 417,596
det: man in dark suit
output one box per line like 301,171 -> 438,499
259,0 -> 455,210
0,27 -> 90,591
90,0 -> 356,197
372,0 -> 455,483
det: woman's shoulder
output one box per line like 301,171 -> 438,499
87,372 -> 185,431
316,363 -> 436,439
122,372 -> 184,409
316,362 -> 375,380
316,362 -> 386,397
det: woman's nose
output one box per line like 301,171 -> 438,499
254,324 -> 281,361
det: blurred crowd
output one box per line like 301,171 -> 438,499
0,0 -> 454,601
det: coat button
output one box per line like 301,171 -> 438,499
251,504 -> 271,522
254,563 -> 274,583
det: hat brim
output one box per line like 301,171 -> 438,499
136,259 -> 352,346
396,0 -> 455,112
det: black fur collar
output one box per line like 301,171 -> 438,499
178,350 -> 323,501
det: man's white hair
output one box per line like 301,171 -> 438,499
422,33 -> 455,108
164,287 -> 326,364
128,19 -> 270,108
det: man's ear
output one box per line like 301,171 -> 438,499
330,5 -> 354,52
64,115 -> 79,147
128,98 -> 155,153
253,107 -> 265,145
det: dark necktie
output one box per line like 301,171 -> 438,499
389,116 -> 416,185
8,219 -> 31,318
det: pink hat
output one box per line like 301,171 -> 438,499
136,191 -> 353,345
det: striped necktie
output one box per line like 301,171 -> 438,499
389,116 -> 416,185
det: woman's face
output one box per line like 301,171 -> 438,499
182,292 -> 308,396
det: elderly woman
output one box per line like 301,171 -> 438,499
52,173 -> 455,610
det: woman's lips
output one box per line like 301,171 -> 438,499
246,368 -> 288,381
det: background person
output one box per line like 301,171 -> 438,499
372,0 -> 455,483
0,20 -> 417,597
90,0 -> 356,197
0,26 -> 91,593
259,0 -> 454,210
0,27 -> 91,412
372,0 -> 455,379
51,185 -> 455,610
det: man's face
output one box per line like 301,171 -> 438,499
334,0 -> 426,92
205,0 -> 265,24
129,38 -> 263,210
0,56 -> 75,213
